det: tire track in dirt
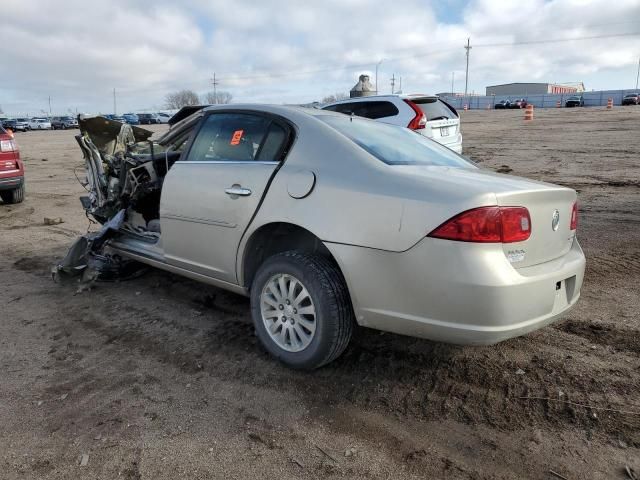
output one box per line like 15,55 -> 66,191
9,252 -> 640,450
31,268 -> 638,450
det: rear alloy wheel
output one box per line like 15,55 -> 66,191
0,183 -> 25,204
250,251 -> 354,369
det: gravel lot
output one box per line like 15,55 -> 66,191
1,107 -> 639,479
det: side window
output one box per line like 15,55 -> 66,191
187,113 -> 270,162
323,101 -> 398,119
331,104 -> 358,115
360,101 -> 399,119
256,123 -> 287,161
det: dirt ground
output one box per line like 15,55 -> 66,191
1,107 -> 639,480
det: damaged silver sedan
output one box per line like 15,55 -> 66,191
57,105 -> 585,369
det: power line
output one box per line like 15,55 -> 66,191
214,31 -> 640,84
475,31 -> 640,48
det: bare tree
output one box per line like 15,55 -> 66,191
321,92 -> 349,104
165,89 -> 201,109
202,91 -> 233,105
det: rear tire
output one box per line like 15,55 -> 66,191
0,183 -> 25,204
250,251 -> 354,369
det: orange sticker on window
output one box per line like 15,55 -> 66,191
230,130 -> 243,145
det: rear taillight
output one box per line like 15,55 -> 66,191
0,139 -> 16,152
570,201 -> 578,230
403,99 -> 427,130
428,206 -> 531,243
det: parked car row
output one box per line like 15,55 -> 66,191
491,94 -> 639,109
101,112 -> 172,125
494,99 -> 528,109
0,111 -> 172,132
0,116 -> 80,131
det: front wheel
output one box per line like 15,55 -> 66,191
250,251 -> 354,369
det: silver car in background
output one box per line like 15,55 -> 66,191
62,105 -> 585,369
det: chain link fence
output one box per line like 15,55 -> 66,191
441,89 -> 639,110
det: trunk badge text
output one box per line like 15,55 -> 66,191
552,210 -> 560,231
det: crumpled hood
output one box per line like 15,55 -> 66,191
78,116 -> 153,155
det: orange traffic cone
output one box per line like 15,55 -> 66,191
606,98 -> 613,109
524,104 -> 534,121
556,100 -> 561,108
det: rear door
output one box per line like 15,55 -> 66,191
160,112 -> 290,283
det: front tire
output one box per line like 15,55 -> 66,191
0,183 -> 25,204
250,251 -> 354,369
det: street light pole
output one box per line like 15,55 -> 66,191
636,56 -> 639,90
375,60 -> 383,94
464,38 -> 471,98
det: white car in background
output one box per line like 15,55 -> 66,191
28,118 -> 52,130
322,94 -> 463,154
156,112 -> 172,124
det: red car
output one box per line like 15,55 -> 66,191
0,126 -> 25,204
509,98 -> 528,109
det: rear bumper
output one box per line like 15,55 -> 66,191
325,237 -> 585,345
435,132 -> 463,154
0,175 -> 24,191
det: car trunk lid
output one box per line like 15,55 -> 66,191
393,166 -> 577,263
495,188 -> 576,268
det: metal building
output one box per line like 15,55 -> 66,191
486,83 -> 581,96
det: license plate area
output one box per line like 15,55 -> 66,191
553,276 -> 577,312
440,126 -> 450,137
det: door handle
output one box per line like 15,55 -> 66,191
225,185 -> 252,197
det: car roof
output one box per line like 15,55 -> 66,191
322,93 -> 439,107
200,103 -> 347,119
159,104 -> 353,145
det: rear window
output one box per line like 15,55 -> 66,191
412,98 -> 457,120
323,101 -> 399,119
319,115 -> 473,168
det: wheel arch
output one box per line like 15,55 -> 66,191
240,222 -> 343,292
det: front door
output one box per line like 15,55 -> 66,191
160,112 -> 290,284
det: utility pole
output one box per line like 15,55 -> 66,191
636,56 -> 640,90
451,72 -> 455,94
390,74 -> 396,94
211,72 -> 219,104
113,88 -> 117,115
464,38 -> 472,98
399,76 -> 402,94
48,96 -> 52,117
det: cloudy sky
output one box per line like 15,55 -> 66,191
1,0 -> 639,116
